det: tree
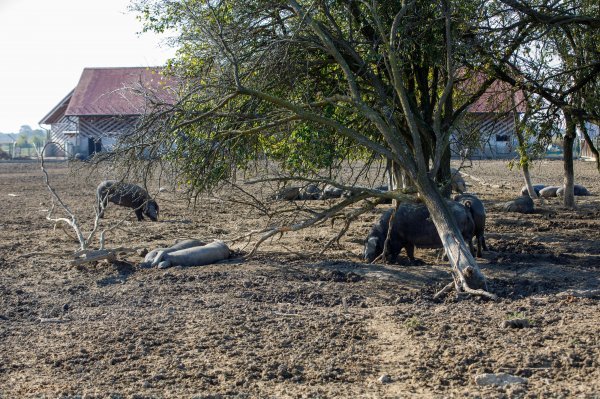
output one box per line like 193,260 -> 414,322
19,125 -> 33,136
482,0 -> 600,207
124,0 -> 598,296
15,134 -> 30,148
31,134 -> 45,151
508,90 -> 558,200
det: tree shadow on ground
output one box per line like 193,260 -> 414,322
96,260 -> 135,287
309,259 -> 451,290
307,255 -> 599,300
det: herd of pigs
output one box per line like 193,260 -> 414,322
95,171 -> 592,267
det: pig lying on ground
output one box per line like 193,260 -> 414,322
503,196 -> 534,214
301,184 -> 321,200
539,186 -> 560,198
450,168 -> 467,193
140,239 -> 206,268
454,194 -> 487,257
97,180 -> 159,221
320,184 -> 345,199
273,184 -> 322,200
556,185 -> 591,197
520,184 -> 546,197
143,240 -> 230,269
363,202 -> 475,264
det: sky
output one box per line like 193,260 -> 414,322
0,0 -> 176,133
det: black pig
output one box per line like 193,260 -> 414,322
503,196 -> 534,214
96,180 -> 159,221
520,184 -> 546,197
364,202 -> 475,264
556,185 -> 590,197
454,194 -> 487,257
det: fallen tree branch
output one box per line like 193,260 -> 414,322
460,285 -> 499,301
71,250 -> 117,265
40,142 -> 147,260
41,149 -> 87,250
245,175 -> 416,203
433,282 -> 455,300
459,171 -> 500,188
55,223 -> 79,242
71,247 -> 139,266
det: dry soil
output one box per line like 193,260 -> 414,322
0,159 -> 599,398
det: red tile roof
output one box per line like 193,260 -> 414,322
64,67 -> 176,116
468,80 -> 526,113
459,71 -> 526,114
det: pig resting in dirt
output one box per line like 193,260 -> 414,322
520,184 -> 546,197
144,240 -> 230,269
140,239 -> 206,268
96,180 -> 159,221
503,196 -> 534,214
539,186 -> 560,198
273,184 -> 321,201
364,201 -> 475,264
320,184 -> 345,200
556,185 -> 591,197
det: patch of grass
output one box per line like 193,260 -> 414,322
506,311 -> 536,326
506,311 -> 527,320
404,315 -> 423,331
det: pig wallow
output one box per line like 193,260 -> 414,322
454,194 -> 487,257
364,202 -> 475,264
96,180 -> 159,221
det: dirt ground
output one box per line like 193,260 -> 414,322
0,159 -> 598,398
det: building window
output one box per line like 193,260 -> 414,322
496,134 -> 509,142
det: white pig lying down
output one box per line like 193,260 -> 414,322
141,239 -> 231,269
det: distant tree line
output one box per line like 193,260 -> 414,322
0,125 -> 47,158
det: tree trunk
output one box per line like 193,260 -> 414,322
400,169 -> 416,193
436,146 -> 452,198
563,111 -> 577,208
414,172 -> 488,292
386,159 -> 401,190
513,107 -> 538,199
521,166 -> 538,199
386,160 -> 414,204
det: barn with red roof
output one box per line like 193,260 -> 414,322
452,72 -> 527,158
42,67 -> 528,160
40,67 -> 176,158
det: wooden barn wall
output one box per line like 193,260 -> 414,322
451,113 -> 518,159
